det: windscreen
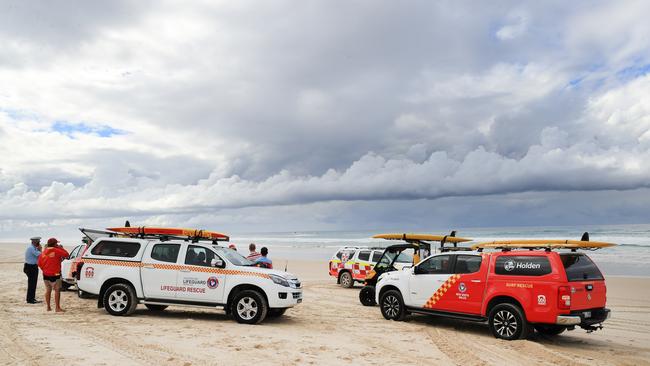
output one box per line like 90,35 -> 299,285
213,246 -> 254,266
560,253 -> 604,281
375,251 -> 413,270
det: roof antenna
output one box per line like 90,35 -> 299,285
284,260 -> 288,272
125,220 -> 131,227
581,232 -> 589,242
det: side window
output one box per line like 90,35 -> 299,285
371,251 -> 382,263
151,244 -> 181,263
416,255 -> 452,274
91,241 -> 141,258
495,256 -> 552,276
339,250 -> 353,262
358,251 -> 371,261
185,245 -> 218,267
455,255 -> 482,274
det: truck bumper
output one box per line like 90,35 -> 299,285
268,288 -> 303,308
556,308 -> 611,327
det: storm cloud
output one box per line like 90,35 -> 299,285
1,0 -> 650,238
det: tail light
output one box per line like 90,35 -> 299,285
558,286 -> 571,309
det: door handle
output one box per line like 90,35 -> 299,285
180,269 -> 191,273
471,280 -> 481,283
142,265 -> 154,269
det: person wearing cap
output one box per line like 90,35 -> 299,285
24,237 -> 42,304
37,238 -> 69,312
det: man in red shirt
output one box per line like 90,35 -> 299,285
37,238 -> 69,312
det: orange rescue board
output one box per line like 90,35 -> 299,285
107,227 -> 229,241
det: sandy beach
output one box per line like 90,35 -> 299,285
1,243 -> 649,366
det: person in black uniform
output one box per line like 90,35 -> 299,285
24,236 -> 42,304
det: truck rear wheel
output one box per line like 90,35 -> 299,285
380,289 -> 406,321
488,303 -> 529,340
103,283 -> 137,316
534,324 -> 566,336
231,290 -> 268,324
359,286 -> 376,306
339,271 -> 353,288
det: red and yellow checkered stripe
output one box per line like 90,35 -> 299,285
423,274 -> 461,309
81,258 -> 270,279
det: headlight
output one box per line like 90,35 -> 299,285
269,274 -> 290,287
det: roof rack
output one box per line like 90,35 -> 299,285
373,230 -> 473,252
472,233 -> 615,252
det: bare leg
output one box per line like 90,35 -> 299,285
54,281 -> 64,312
44,283 -> 52,311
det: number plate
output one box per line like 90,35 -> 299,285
583,311 -> 591,318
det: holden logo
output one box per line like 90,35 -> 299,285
587,293 -> 592,301
504,260 -> 515,271
458,282 -> 467,293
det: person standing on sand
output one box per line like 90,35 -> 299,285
24,237 -> 42,304
247,243 -> 261,261
37,238 -> 69,312
255,247 -> 273,269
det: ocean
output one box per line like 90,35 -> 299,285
231,223 -> 650,277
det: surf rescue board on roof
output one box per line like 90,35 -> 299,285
471,239 -> 615,250
373,233 -> 472,243
107,227 -> 229,241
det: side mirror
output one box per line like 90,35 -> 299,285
211,258 -> 224,268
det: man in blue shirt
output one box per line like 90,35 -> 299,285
24,237 -> 42,304
255,247 -> 273,269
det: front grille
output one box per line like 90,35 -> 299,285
288,279 -> 301,289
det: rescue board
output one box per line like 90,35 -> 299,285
472,239 -> 615,250
373,233 -> 472,243
107,227 -> 229,241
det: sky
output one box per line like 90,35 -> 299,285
1,0 -> 650,240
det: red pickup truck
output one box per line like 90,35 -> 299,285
375,241 -> 612,340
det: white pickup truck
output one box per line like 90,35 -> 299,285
76,231 -> 302,324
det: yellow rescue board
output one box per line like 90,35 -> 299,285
373,233 -> 472,243
472,240 -> 615,250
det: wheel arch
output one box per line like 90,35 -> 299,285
227,284 -> 269,313
485,295 -> 526,319
98,278 -> 138,309
378,284 -> 402,301
337,269 -> 352,283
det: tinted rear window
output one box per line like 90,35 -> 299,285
372,251 -> 382,263
358,251 -> 371,261
91,241 -> 141,258
495,256 -> 552,276
560,254 -> 604,281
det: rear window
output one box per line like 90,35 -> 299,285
358,251 -> 371,261
495,256 -> 552,276
337,250 -> 354,262
560,254 -> 604,281
455,255 -> 482,274
372,251 -> 382,263
91,241 -> 140,258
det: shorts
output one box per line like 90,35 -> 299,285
43,275 -> 62,289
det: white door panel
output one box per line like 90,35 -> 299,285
141,243 -> 182,299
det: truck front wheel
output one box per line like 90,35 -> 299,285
103,283 -> 138,316
380,289 -> 406,321
231,290 -> 268,324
